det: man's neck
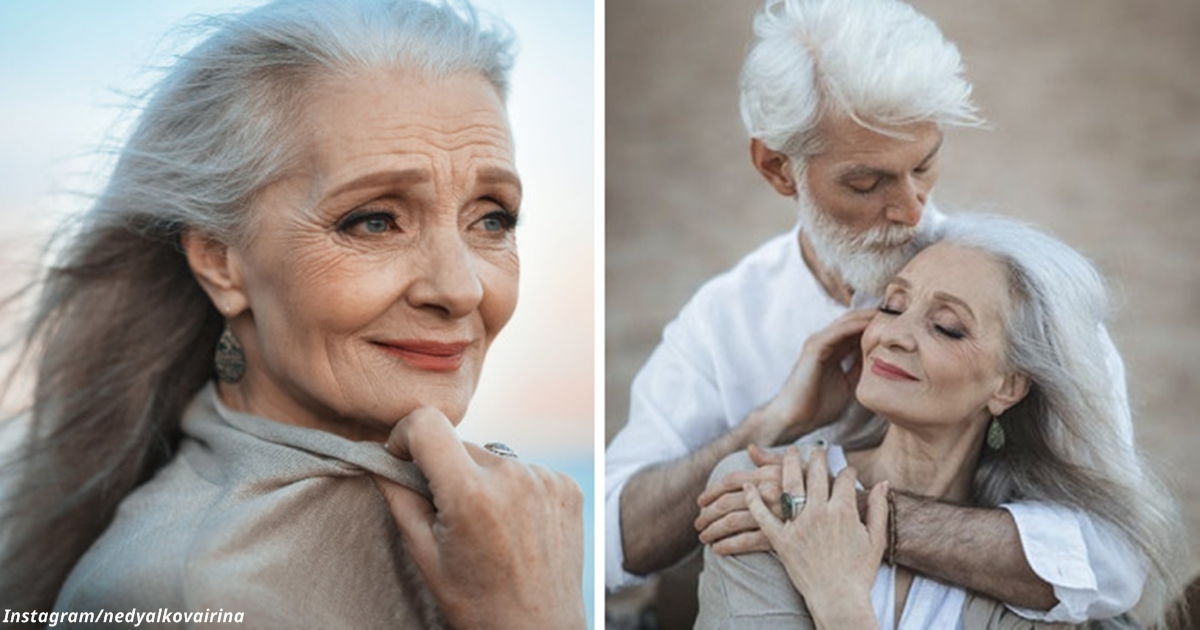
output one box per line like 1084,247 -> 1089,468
798,229 -> 854,306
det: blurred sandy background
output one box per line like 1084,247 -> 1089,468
606,0 -> 1200,625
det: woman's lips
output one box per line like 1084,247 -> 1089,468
870,357 -> 919,381
375,340 -> 469,372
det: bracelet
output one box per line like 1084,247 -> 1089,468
886,488 -> 897,567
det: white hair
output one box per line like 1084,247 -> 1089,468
794,178 -> 932,296
740,0 -> 982,159
1,0 -> 515,611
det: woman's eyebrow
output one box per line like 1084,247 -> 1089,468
475,166 -> 522,195
326,168 -> 432,199
933,290 -> 977,323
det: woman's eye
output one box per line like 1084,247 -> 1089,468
878,305 -> 901,315
935,324 -> 966,340
362,217 -> 390,234
337,210 -> 397,235
477,210 -> 518,233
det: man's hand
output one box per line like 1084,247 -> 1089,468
372,407 -> 586,630
695,444 -> 781,555
746,310 -> 873,445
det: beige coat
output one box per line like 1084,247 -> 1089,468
55,384 -> 448,628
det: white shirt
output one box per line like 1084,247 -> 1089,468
604,218 -> 1144,622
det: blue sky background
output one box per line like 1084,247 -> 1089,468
0,0 -> 596,624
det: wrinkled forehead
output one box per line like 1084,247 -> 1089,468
298,67 -> 516,171
898,242 -> 1013,322
810,112 -> 943,165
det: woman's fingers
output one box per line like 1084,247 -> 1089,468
743,483 -> 783,543
806,447 -> 830,507
866,482 -> 890,556
780,446 -> 806,521
383,406 -> 475,490
371,476 -> 439,574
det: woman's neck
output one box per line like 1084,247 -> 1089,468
845,417 -> 988,503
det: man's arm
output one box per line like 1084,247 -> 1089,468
620,415 -> 768,576
891,494 -> 1057,611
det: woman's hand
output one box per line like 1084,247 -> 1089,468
748,310 -> 873,446
371,407 -> 585,630
744,446 -> 888,630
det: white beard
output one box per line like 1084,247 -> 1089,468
795,182 -> 932,298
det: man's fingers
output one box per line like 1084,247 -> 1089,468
748,444 -> 782,467
371,476 -> 440,575
383,407 -> 475,490
695,488 -> 746,531
697,509 -> 759,545
711,530 -> 771,557
698,468 -> 754,506
812,310 -> 873,359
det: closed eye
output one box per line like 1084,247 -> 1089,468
935,324 -> 965,340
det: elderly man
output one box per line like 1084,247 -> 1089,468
605,0 -> 1142,623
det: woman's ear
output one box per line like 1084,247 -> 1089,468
181,228 -> 248,317
987,372 -> 1031,417
750,138 -> 797,198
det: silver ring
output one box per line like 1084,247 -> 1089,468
484,442 -> 518,459
780,492 -> 807,521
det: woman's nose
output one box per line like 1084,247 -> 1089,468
405,231 -> 484,319
877,311 -> 918,351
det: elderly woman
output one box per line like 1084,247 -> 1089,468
0,0 -> 584,627
694,214 -> 1186,629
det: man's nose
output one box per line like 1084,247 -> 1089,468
885,175 -> 928,227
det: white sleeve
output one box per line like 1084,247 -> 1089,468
1000,502 -> 1145,623
605,304 -> 732,591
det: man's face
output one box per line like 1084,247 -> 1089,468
797,115 -> 943,297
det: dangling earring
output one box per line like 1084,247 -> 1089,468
986,417 -> 1006,451
214,324 -> 246,383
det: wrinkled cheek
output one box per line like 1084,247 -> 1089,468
480,249 -> 519,341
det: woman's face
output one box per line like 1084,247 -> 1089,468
856,243 -> 1025,432
225,70 -> 520,440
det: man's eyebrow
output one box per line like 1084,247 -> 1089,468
919,134 -> 945,166
839,134 -> 945,181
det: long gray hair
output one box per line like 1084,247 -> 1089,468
953,214 -> 1187,625
839,213 -> 1186,624
0,0 -> 514,611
